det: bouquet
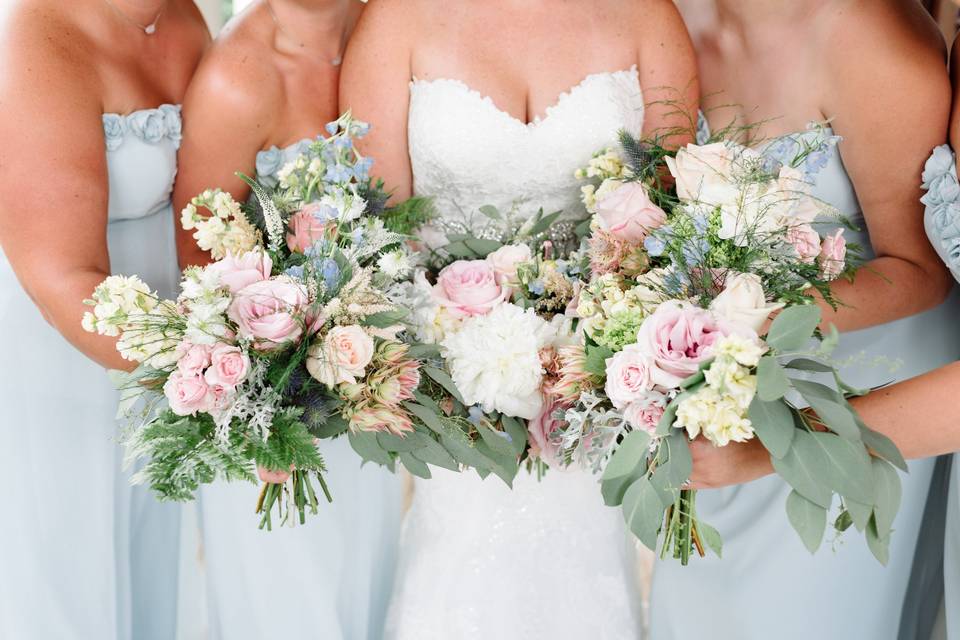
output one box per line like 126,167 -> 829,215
556,127 -> 906,564
83,113 -> 502,528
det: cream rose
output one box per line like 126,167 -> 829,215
594,181 -> 668,244
306,325 -> 375,388
709,272 -> 784,334
487,244 -> 532,289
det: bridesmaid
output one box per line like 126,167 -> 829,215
656,1 -> 960,639
689,30 -> 960,640
172,2 -> 402,639
0,1 -> 207,638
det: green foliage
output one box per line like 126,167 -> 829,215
249,409 -> 325,472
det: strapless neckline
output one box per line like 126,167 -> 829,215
410,66 -> 640,129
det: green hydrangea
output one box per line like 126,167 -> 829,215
593,310 -> 647,351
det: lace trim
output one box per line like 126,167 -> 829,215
922,144 -> 960,278
410,65 -> 641,129
102,104 -> 182,152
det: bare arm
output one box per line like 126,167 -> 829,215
174,44 -> 276,269
818,15 -> 953,331
635,0 -> 699,148
339,0 -> 414,202
0,13 -> 133,370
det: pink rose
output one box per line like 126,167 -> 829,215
623,397 -> 667,436
603,345 -> 656,409
529,400 -> 565,466
164,370 -> 210,416
786,223 -> 821,264
207,250 -> 273,294
594,182 -> 667,244
258,464 -> 294,484
176,342 -> 212,377
205,382 -> 236,417
432,260 -> 508,319
228,278 -> 309,350
286,204 -> 333,253
204,343 -> 250,387
306,325 -> 375,387
635,300 -> 745,388
487,244 -> 532,288
818,229 -> 847,281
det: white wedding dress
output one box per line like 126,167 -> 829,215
384,68 -> 646,640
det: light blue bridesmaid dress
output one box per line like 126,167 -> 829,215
920,145 -> 960,640
196,138 -> 403,640
0,105 -> 183,639
649,129 -> 960,640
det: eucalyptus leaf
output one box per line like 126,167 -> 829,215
757,356 -> 790,401
464,238 -> 503,256
696,520 -> 723,558
771,430 -> 833,508
500,416 -> 529,456
584,344 -> 614,378
665,432 -> 693,489
411,436 -> 460,472
748,397 -> 795,459
871,458 -> 902,540
477,424 -> 517,459
791,379 -> 860,441
474,438 -> 519,486
478,205 -> 502,220
785,358 -> 834,373
423,366 -> 465,404
603,464 -> 648,507
766,305 -> 821,352
362,308 -> 410,328
621,477 -> 665,551
398,452 -> 432,479
857,419 -> 908,472
648,464 -> 680,508
603,431 -> 651,481
528,210 -> 564,236
377,431 -> 430,453
348,430 -> 394,467
786,489 -> 827,553
846,499 -> 873,532
866,514 -> 890,566
443,241 -> 478,258
656,395 -> 685,437
808,432 -> 874,504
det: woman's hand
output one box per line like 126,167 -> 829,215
687,437 -> 774,489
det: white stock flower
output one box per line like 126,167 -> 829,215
715,334 -> 766,368
704,357 -> 757,409
675,386 -> 754,447
440,303 -> 556,419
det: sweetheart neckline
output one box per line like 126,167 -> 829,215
410,65 -> 640,130
102,103 -> 181,119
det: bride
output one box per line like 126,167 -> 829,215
340,1 -> 698,637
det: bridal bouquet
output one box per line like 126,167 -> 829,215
556,129 -> 906,564
83,113 -> 498,528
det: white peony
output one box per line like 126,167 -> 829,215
440,303 -> 556,419
709,272 -> 784,333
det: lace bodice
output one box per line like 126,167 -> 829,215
102,104 -> 181,222
408,67 -> 645,230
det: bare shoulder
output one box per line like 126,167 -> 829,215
183,9 -> 282,126
351,0 -> 424,44
0,1 -> 99,108
820,0 -> 947,77
622,0 -> 689,33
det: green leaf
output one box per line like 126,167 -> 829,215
584,344 -> 614,378
477,424 -> 517,459
866,514 -> 890,566
835,510 -> 854,532
679,370 -> 705,390
311,414 -> 349,439
857,419 -> 908,472
463,238 -> 503,257
748,397 -> 795,459
786,489 -> 827,553
603,431 -> 651,481
648,463 -> 680,508
362,308 -> 410,328
405,402 -> 448,434
407,343 -> 442,359
443,241 -> 478,258
410,435 -> 460,472
871,458 -> 902,540
603,464 -> 649,507
696,519 -> 723,558
398,452 -> 432,479
528,210 -> 563,236
808,432 -> 874,504
348,430 -> 394,467
790,379 -> 860,441
785,358 -> 834,373
478,205 -> 502,220
656,394 -> 685,436
377,431 -> 430,453
757,356 -> 790,401
423,366 -> 465,404
474,438 -> 519,486
765,305 -> 821,352
665,432 -> 693,489
500,416 -> 529,456
621,477 -> 665,550
846,499 -> 873,532
771,430 -> 833,508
